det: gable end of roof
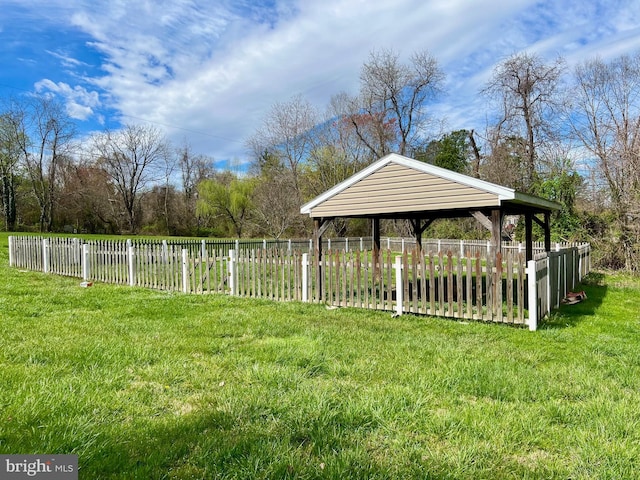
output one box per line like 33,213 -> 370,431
300,153 -> 519,215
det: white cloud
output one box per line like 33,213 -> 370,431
64,0 -> 543,160
34,79 -> 101,120
45,50 -> 87,68
6,0 -> 640,163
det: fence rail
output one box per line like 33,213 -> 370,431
309,249 -> 529,324
8,236 -> 590,330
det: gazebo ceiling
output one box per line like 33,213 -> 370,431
300,153 -> 560,220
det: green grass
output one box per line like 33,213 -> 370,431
1,232 -> 640,479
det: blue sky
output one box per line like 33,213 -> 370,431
1,0 -> 640,169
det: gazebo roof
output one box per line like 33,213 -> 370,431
301,153 -> 559,219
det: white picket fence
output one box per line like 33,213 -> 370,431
526,246 -> 591,329
8,236 -> 590,330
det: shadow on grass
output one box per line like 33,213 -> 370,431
79,406 -> 383,479
540,271 -> 607,330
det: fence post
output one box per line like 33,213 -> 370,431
201,240 -> 207,259
73,238 -> 80,264
360,237 -> 364,251
162,240 -> 169,264
527,259 -> 538,331
578,247 -> 583,282
229,249 -> 237,296
182,249 -> 189,293
395,256 -> 403,316
547,256 -> 552,314
8,236 -> 13,267
42,239 -> 50,273
564,247 -> 577,295
288,239 -> 292,254
302,253 -> 309,302
345,238 -> 349,252
82,244 -> 90,281
128,244 -> 135,286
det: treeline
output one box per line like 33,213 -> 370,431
1,49 -> 639,271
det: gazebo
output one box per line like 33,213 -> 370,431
301,153 -> 560,293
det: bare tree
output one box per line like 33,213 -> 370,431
153,145 -> 180,235
570,53 -> 640,271
92,124 -> 169,233
4,97 -> 76,232
481,134 -> 529,190
350,48 -> 445,158
0,109 -> 22,230
247,94 -> 318,197
468,129 -> 482,178
177,142 -> 215,234
326,92 -> 376,164
251,173 -> 302,238
247,95 -> 318,236
57,158 -> 120,233
483,52 -> 566,190
301,93 -> 375,200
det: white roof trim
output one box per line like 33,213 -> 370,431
512,191 -> 561,210
390,154 -> 516,199
301,153 -> 521,215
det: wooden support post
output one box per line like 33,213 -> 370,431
372,217 -> 381,282
411,218 -> 422,253
491,209 -> 502,255
525,212 -> 533,262
372,218 -> 381,259
410,218 -> 433,253
471,211 -> 493,230
314,219 -> 323,300
314,217 -> 332,301
544,211 -> 551,253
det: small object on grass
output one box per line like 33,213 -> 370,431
562,298 -> 581,305
562,290 -> 587,304
80,281 -> 93,288
566,290 -> 587,300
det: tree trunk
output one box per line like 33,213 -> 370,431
1,174 -> 16,230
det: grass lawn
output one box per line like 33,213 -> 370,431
1,233 -> 640,479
